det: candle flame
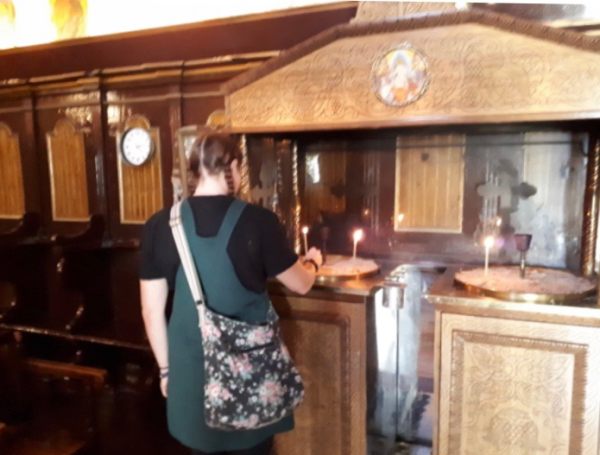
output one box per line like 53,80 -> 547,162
484,236 -> 495,248
353,229 -> 364,242
496,217 -> 502,227
301,226 -> 309,235
397,213 -> 405,224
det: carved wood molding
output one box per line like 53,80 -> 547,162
224,9 -> 600,132
271,293 -> 366,455
223,9 -> 600,96
280,308 -> 353,455
450,329 -> 587,454
436,311 -> 600,455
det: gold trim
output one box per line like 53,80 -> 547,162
46,118 -> 91,222
0,122 -> 25,219
117,115 -> 164,225
226,111 -> 600,134
182,91 -> 223,99
176,125 -> 199,199
316,267 -> 380,284
238,133 -> 250,202
292,140 -> 301,255
454,276 -> 597,304
449,329 -> 588,454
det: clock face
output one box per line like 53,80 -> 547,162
121,127 -> 154,166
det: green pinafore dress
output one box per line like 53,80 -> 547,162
167,199 -> 294,452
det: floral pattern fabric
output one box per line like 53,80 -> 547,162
199,304 -> 304,430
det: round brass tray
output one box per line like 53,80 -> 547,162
454,266 -> 597,304
315,255 -> 380,283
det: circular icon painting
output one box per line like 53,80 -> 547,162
372,45 -> 429,107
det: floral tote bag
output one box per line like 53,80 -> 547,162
170,202 -> 304,430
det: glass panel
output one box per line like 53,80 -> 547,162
248,129 -> 588,271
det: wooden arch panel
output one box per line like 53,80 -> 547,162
117,115 -> 163,224
0,123 -> 25,219
46,118 -> 90,221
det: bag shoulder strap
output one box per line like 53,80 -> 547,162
169,201 -> 205,307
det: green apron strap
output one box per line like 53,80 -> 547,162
217,199 -> 246,242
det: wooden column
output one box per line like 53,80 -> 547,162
581,138 -> 600,276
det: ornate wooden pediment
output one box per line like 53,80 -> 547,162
224,9 -> 600,132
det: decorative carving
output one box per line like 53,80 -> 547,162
225,11 -> 600,132
238,133 -> 251,202
292,141 -> 301,254
176,125 -> 199,200
582,140 -> 600,276
436,312 -> 600,455
46,118 -> 90,221
271,294 -> 365,455
117,115 -> 163,224
353,1 -> 458,23
0,122 -> 24,219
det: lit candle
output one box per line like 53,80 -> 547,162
397,213 -> 405,225
484,235 -> 494,276
352,229 -> 364,260
301,226 -> 309,255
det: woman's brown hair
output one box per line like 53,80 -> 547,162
188,132 -> 242,195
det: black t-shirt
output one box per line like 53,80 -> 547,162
139,196 -> 298,292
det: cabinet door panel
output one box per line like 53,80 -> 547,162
272,295 -> 366,455
436,312 -> 600,455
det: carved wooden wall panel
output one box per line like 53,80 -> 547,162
353,1 -> 457,23
117,116 -> 163,224
271,294 -> 366,455
0,123 -> 25,219
395,134 -> 465,232
303,149 -> 347,223
46,118 -> 90,221
436,312 -> 600,455
228,23 -> 600,132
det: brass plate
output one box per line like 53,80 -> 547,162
316,255 -> 380,283
454,266 -> 597,304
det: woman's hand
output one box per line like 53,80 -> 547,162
304,247 -> 323,268
276,247 -> 323,295
160,377 -> 168,397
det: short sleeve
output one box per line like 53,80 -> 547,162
139,212 -> 167,280
260,211 -> 298,277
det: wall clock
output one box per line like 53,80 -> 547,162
120,127 -> 154,166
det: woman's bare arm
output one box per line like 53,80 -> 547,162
276,247 -> 322,295
140,278 -> 169,396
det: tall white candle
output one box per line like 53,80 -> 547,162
484,235 -> 494,276
352,229 -> 364,260
301,226 -> 309,255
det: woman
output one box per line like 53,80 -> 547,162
139,132 -> 322,455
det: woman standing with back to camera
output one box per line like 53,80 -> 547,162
139,132 -> 322,455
